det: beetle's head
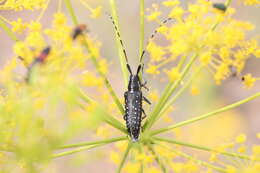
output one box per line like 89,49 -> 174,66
127,64 -> 141,91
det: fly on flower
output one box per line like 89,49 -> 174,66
26,46 -> 51,83
72,24 -> 88,40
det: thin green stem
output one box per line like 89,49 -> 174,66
137,143 -> 144,173
109,0 -> 128,88
52,144 -> 103,158
157,143 -> 227,173
153,137 -> 254,161
139,0 -> 145,81
75,87 -> 127,133
139,0 -> 145,58
157,66 -> 203,121
58,136 -> 126,149
151,92 -> 260,135
225,0 -> 232,7
64,0 -> 124,115
177,55 -> 188,70
117,142 -> 132,173
148,144 -> 167,173
143,54 -> 198,131
0,17 -> 18,41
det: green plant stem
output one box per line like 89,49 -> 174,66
109,0 -> 128,88
137,143 -> 144,173
117,142 -> 132,173
74,86 -> 127,133
0,18 -> 18,42
148,144 -> 167,173
64,0 -> 124,115
177,151 -> 227,173
58,136 -> 126,149
143,54 -> 198,131
139,0 -> 145,81
151,92 -> 260,136
157,143 -> 227,173
153,137 -> 254,161
157,66 -> 203,121
139,0 -> 145,59
64,0 -> 78,24
52,144 -> 103,158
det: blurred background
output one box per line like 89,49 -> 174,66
0,0 -> 259,172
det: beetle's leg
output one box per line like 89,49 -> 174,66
143,96 -> 151,105
141,81 -> 149,91
123,114 -> 127,120
141,109 -> 147,120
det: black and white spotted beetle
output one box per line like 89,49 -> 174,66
124,63 -> 151,142
109,14 -> 172,142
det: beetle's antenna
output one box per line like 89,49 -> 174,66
107,14 -> 129,64
139,17 -> 173,65
127,64 -> 132,75
136,64 -> 141,75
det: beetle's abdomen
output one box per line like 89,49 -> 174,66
124,91 -> 142,142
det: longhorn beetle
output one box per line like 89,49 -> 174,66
109,15 -> 172,142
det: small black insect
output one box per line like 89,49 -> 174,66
72,24 -> 88,40
109,15 -> 172,142
26,46 -> 51,83
213,3 -> 227,12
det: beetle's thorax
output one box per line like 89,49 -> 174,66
128,74 -> 141,91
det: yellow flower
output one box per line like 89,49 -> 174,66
96,126 -> 111,138
53,12 -> 67,27
236,133 -> 247,143
123,162 -> 140,173
226,165 -> 236,173
146,64 -> 160,75
257,133 -> 260,139
147,42 -> 166,62
90,6 -> 102,18
209,153 -> 217,162
190,85 -> 200,96
109,151 -> 120,164
169,6 -> 184,20
238,145 -> 246,153
11,18 -> 27,33
147,11 -> 161,21
148,90 -> 159,102
28,21 -> 42,32
199,51 -> 212,66
242,0 -> 260,5
162,0 -> 180,7
165,67 -> 180,82
147,166 -> 161,173
242,74 -> 256,89
0,0 -> 47,10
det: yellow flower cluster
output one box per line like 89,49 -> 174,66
0,11 -> 114,171
145,0 -> 259,87
0,0 -> 47,10
242,0 -> 260,5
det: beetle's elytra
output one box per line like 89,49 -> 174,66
124,64 -> 150,142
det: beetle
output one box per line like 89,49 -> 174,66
26,46 -> 51,83
124,63 -> 151,142
72,24 -> 88,40
108,15 -> 172,142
